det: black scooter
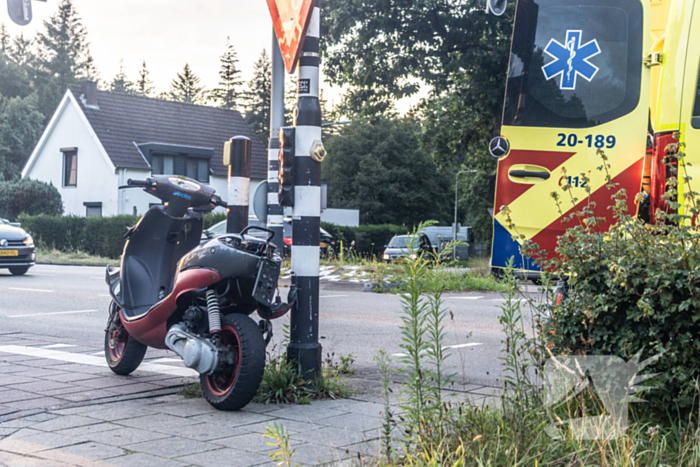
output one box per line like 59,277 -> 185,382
104,175 -> 294,410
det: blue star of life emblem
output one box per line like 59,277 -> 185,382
542,30 -> 601,90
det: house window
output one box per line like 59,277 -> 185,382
152,153 -> 209,183
84,202 -> 102,218
62,149 -> 78,187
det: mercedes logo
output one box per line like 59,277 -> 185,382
489,136 -> 510,159
0,239 -> 7,248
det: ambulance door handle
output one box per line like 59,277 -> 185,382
508,170 -> 550,180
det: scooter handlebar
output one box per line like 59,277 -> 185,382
210,194 -> 227,209
126,178 -> 154,188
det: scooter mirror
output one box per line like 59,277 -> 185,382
7,0 -> 32,26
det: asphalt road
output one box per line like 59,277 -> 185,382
0,264 -> 541,388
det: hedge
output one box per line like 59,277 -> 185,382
0,179 -> 63,221
321,222 -> 410,257
19,211 -> 227,259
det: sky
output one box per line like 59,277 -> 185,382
1,1 -> 338,104
2,0 -> 423,114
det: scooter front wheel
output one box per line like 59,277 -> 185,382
201,313 -> 265,411
105,302 -> 147,376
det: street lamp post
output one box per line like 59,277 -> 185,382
454,170 -> 478,261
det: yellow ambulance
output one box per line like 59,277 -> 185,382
490,0 -> 700,277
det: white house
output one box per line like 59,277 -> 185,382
22,81 -> 267,217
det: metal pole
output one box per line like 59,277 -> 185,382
226,136 -> 252,234
454,170 -> 477,261
287,1 -> 323,380
267,29 -> 286,252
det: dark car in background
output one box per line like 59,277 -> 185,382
0,218 -> 35,275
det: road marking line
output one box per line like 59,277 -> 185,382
8,310 -> 97,318
393,343 -> 482,357
91,351 -> 105,356
319,295 -> 349,299
449,296 -> 484,300
490,298 -> 529,302
8,287 -> 54,293
149,358 -> 183,364
445,343 -> 483,350
0,345 -> 197,378
91,277 -> 103,280
41,344 -> 76,349
29,274 -> 56,277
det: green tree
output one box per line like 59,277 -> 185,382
34,0 -> 92,118
209,37 -> 243,109
244,49 -> 271,142
109,60 -> 134,94
135,61 -> 154,97
168,63 -> 204,104
322,0 -> 513,241
10,33 -> 33,67
322,117 -> 449,225
0,48 -> 32,100
0,23 -> 10,54
0,95 -> 45,180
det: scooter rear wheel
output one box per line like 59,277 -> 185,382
105,302 -> 147,376
201,313 -> 265,411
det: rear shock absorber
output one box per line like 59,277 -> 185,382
206,289 -> 221,335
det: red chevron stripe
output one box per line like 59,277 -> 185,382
495,149 -> 577,209
530,157 -> 645,260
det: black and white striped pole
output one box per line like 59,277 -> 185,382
267,31 -> 285,252
224,136 -> 251,234
287,1 -> 325,380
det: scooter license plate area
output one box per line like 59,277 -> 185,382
253,259 -> 281,306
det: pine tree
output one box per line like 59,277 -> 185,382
168,63 -> 204,104
244,49 -> 271,142
208,37 -> 243,109
81,45 -> 99,81
35,0 -> 92,117
10,33 -> 33,66
136,61 -> 154,97
0,23 -> 10,55
109,59 -> 134,94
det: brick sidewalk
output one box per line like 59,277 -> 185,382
0,331 -> 499,466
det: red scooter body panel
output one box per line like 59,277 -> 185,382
121,268 -> 222,349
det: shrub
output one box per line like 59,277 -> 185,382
520,149 -> 700,415
18,214 -> 139,259
0,179 -> 63,221
203,212 -> 226,229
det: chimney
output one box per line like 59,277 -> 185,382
80,80 -> 99,109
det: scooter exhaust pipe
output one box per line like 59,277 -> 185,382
165,324 -> 219,375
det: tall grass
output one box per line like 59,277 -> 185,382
375,248 -> 700,466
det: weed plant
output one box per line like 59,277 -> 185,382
254,323 -> 351,405
374,147 -> 700,465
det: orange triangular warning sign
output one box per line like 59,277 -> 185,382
266,0 -> 317,74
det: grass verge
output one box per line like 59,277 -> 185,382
36,248 -> 117,266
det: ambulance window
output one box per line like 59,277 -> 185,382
503,0 -> 644,129
693,64 -> 700,129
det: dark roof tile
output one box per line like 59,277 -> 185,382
69,86 -> 268,178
